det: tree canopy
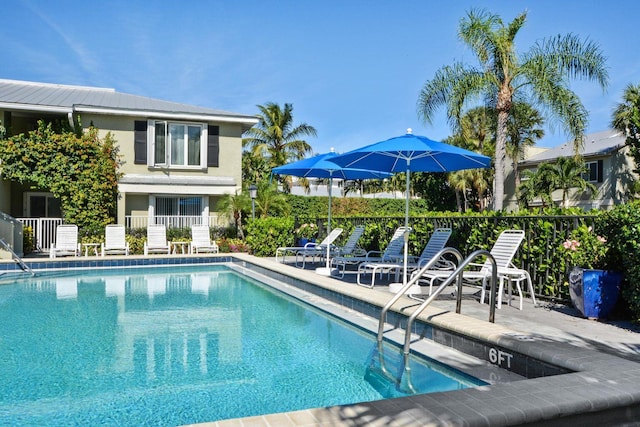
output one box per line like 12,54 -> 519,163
417,8 -> 608,210
0,121 -> 121,228
243,102 -> 317,192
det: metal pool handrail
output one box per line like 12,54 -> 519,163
375,247 -> 498,393
400,249 -> 498,368
0,238 -> 35,276
376,247 -> 464,344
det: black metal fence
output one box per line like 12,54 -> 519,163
303,214 -> 597,301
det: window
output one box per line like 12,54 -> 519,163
26,193 -> 61,217
135,121 -> 219,167
152,121 -> 204,167
156,197 -> 202,216
155,196 -> 203,228
582,160 -> 603,183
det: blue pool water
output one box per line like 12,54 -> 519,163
0,265 -> 484,426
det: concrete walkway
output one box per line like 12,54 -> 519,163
341,263 -> 640,363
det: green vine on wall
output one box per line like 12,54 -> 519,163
0,121 -> 122,229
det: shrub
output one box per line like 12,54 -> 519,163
558,225 -> 609,270
244,217 -> 295,256
22,225 -> 34,254
127,234 -> 146,255
599,201 -> 640,320
217,238 -> 250,253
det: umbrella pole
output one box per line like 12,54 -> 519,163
316,176 -> 335,276
403,166 -> 410,285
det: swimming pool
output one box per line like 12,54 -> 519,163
0,264 -> 486,426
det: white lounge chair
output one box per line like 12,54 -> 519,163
49,225 -> 80,258
190,224 -> 219,254
357,227 -> 453,287
275,227 -> 341,264
413,229 -> 536,309
101,224 -> 130,256
331,226 -> 411,278
294,227 -> 344,268
144,224 -> 170,255
333,225 -> 367,257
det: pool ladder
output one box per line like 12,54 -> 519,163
374,247 -> 498,392
0,238 -> 35,276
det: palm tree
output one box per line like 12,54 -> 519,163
518,168 -> 553,208
506,102 -> 545,193
241,151 -> 271,186
448,170 -> 470,212
217,191 -> 250,239
446,108 -> 495,210
458,106 -> 495,155
254,182 -> 290,218
612,83 -> 640,174
526,157 -> 597,208
417,8 -> 608,210
243,102 -> 317,193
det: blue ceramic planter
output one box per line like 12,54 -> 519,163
568,268 -> 622,319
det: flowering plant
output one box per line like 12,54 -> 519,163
559,225 -> 610,270
295,223 -> 318,239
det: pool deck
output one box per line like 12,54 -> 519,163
204,254 -> 640,427
4,253 -> 640,426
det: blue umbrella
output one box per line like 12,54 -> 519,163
272,150 -> 392,275
331,129 -> 492,285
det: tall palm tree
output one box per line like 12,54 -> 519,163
612,83 -> 640,174
417,8 -> 608,210
243,102 -> 317,193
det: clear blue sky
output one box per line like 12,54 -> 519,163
3,0 -> 639,153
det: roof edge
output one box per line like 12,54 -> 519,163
74,105 -> 259,125
0,78 -> 115,92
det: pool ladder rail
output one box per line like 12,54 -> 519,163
374,247 -> 498,393
0,238 -> 35,276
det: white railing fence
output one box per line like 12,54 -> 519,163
18,217 -> 63,252
126,214 -> 232,229
15,216 -> 232,252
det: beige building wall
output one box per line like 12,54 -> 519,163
83,113 -> 242,186
79,113 -> 243,224
514,147 -> 638,210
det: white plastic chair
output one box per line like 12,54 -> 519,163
49,225 -> 80,258
101,224 -> 130,256
144,224 -> 170,255
190,224 -> 219,254
415,229 -> 536,309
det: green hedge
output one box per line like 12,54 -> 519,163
244,208 -> 599,303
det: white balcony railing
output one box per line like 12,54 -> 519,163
16,215 -> 231,252
125,215 -> 231,229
